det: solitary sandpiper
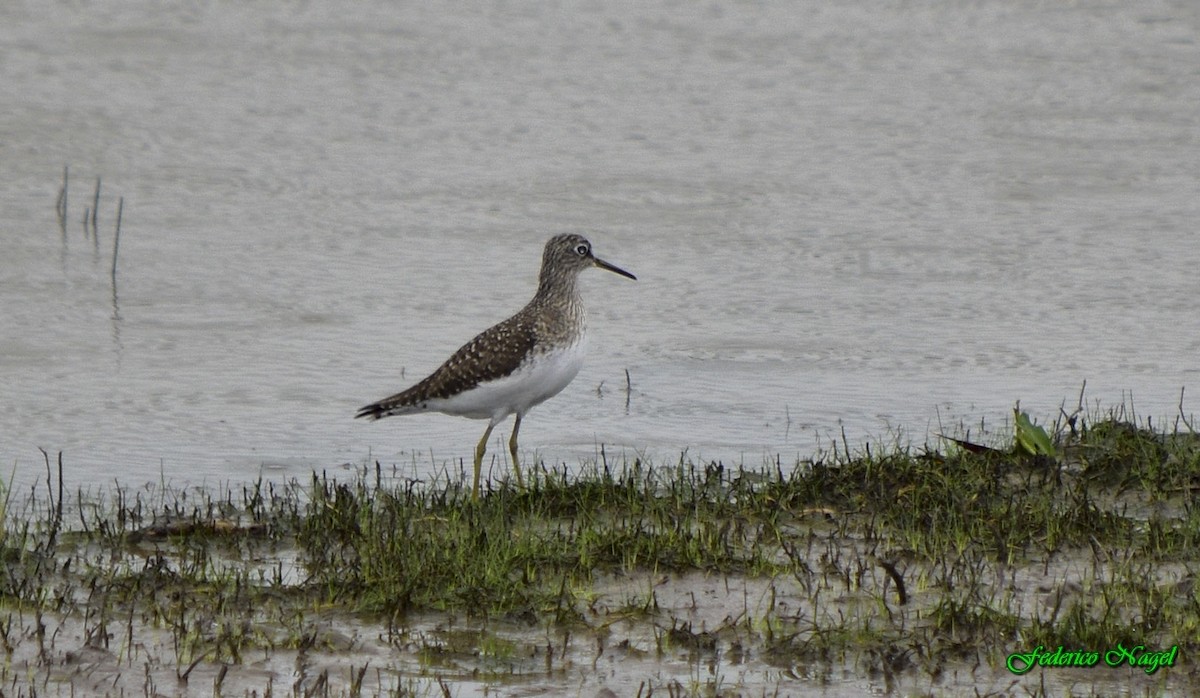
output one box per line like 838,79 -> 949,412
356,234 -> 636,498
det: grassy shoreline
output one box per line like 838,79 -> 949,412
2,404 -> 1198,696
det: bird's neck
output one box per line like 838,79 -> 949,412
535,269 -> 581,304
530,271 -> 585,339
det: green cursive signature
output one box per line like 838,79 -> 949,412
1007,643 -> 1179,675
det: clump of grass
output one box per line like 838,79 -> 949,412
299,460 -> 791,617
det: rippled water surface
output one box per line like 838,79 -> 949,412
3,1 -> 1199,494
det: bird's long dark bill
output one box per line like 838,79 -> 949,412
594,257 -> 637,280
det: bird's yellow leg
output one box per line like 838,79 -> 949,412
509,414 -> 525,488
474,422 -> 495,500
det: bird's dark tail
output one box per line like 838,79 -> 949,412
356,391 -> 422,420
355,401 -> 388,420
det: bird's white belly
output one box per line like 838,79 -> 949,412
434,340 -> 586,421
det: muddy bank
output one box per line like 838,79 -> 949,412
2,411 -> 1196,696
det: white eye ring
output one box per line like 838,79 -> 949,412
574,244 -> 590,256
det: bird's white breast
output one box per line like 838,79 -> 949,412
432,338 -> 587,421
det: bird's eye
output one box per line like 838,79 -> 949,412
575,243 -> 590,256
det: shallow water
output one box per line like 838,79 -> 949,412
3,1 -> 1200,497
8,539 -> 1184,698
